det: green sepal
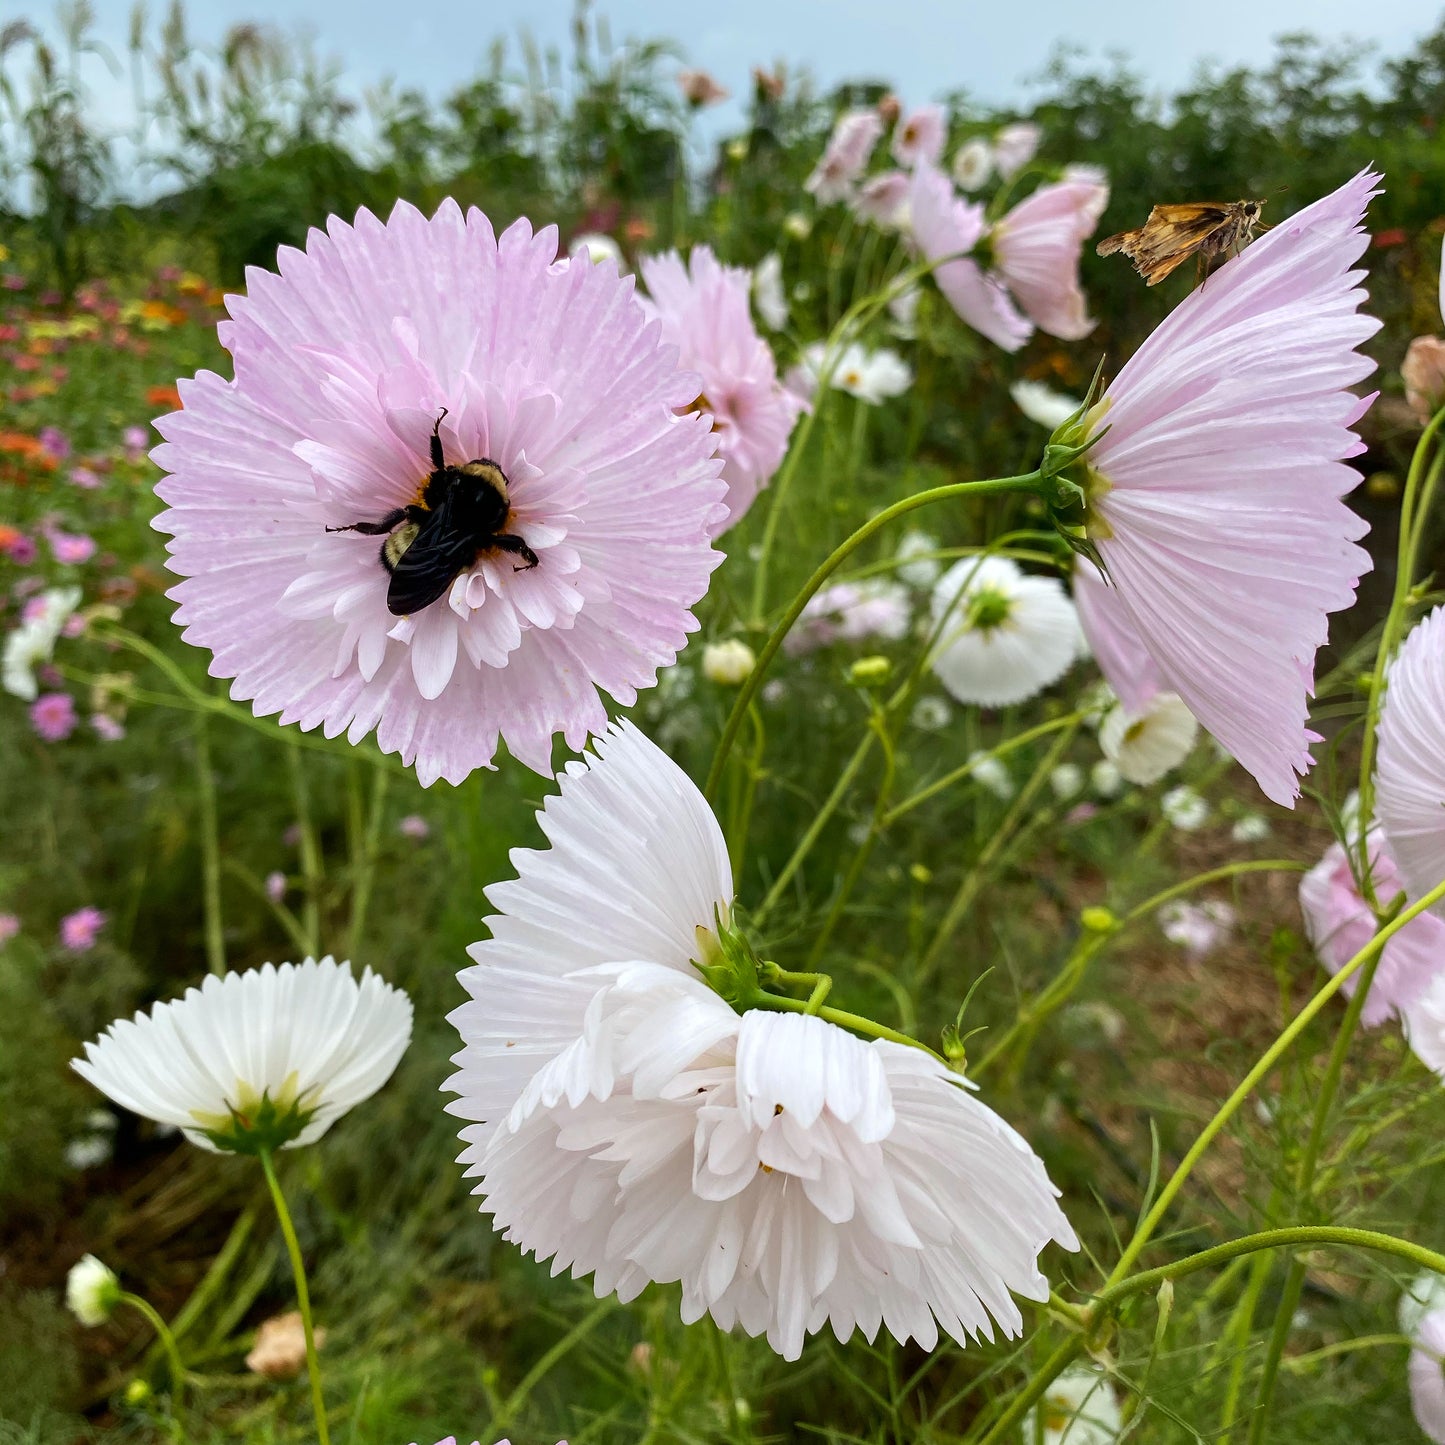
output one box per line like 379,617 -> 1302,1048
197,1089 -> 317,1156
693,905 -> 763,1010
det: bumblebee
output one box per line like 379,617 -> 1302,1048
329,409 -> 538,616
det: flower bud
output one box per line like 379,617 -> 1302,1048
1080,905 -> 1117,934
847,654 -> 892,688
1403,335 -> 1445,423
702,639 -> 756,686
66,1254 -> 121,1326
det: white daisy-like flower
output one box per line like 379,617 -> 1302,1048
1090,759 -> 1123,798
888,283 -> 922,338
910,694 -> 952,731
1098,692 -> 1198,785
896,528 -> 943,587
929,555 -> 1080,707
950,137 -> 993,191
1025,1362 -> 1124,1444
1376,605 -> 1445,909
970,750 -> 1015,800
1010,379 -> 1081,431
829,342 -> 913,404
3,584 -> 82,700
1232,814 -> 1271,844
568,232 -> 623,266
72,957 -> 413,1153
1158,899 -> 1235,959
752,252 -> 788,331
446,723 -> 1078,1361
1161,785 -> 1210,832
1050,763 -> 1085,800
66,1254 -> 121,1326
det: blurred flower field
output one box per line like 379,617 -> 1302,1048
5,6 -> 1445,1444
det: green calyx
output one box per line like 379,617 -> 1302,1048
1039,359 -> 1114,573
693,908 -> 764,1010
192,1077 -> 318,1155
966,585 -> 1015,632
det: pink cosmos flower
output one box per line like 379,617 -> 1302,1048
48,529 -> 97,565
806,110 -> 885,204
1298,834 -> 1445,1026
153,200 -> 726,784
1075,170 -> 1381,806
38,426 -> 71,461
1072,560 -> 1165,712
909,163 -> 1031,352
0,913 -> 19,945
992,177 -> 1109,340
264,871 -> 287,903
1376,605 -> 1445,908
5,533 -> 37,564
1409,1309 -> 1445,1445
1158,899 -> 1235,960
783,579 -> 911,655
398,813 -> 430,839
993,122 -> 1041,180
122,425 -> 150,454
639,246 -> 802,527
60,906 -> 106,952
70,466 -> 102,490
30,691 -> 77,741
891,103 -> 947,168
852,171 -> 911,230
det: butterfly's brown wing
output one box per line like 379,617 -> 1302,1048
1098,203 -> 1246,285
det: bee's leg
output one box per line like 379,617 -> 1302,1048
430,407 -> 449,472
327,507 -> 410,536
494,533 -> 540,571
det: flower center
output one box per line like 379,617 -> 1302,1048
966,585 -> 1015,632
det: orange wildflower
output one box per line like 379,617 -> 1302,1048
145,384 -> 183,411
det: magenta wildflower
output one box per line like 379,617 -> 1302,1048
30,691 -> 77,741
264,871 -> 287,903
806,110 -> 885,204
60,906 -> 106,952
992,176 -> 1109,340
38,426 -> 71,462
909,163 -> 1031,351
1299,833 -> 1445,1025
1377,606 -> 1445,909
6,533 -> 37,565
639,246 -> 802,527
1072,170 -> 1381,806
153,201 -> 726,784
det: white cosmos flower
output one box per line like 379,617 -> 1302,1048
1158,899 -> 1235,959
752,252 -> 788,331
1161,785 -> 1209,831
969,750 -> 1015,800
896,528 -> 943,587
568,232 -> 623,266
1010,379 -> 1081,430
1050,763 -> 1085,800
1025,1362 -> 1124,1444
1098,692 -> 1198,785
1232,813 -> 1271,844
3,585 -> 81,700
1402,1271 -> 1445,1337
929,555 -> 1080,707
72,957 -> 412,1152
830,343 -> 913,404
446,722 -> 1078,1360
888,283 -> 922,338
702,638 -> 756,685
951,137 -> 993,191
1090,759 -> 1123,798
66,1254 -> 121,1326
1411,1309 -> 1445,1445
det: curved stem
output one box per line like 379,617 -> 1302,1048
259,1149 -> 330,1445
707,472 -> 1045,803
744,983 -> 944,1061
120,1291 -> 186,1414
1104,874 -> 1445,1288
974,1334 -> 1084,1445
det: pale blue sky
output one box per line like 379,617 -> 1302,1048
28,0 -> 1445,151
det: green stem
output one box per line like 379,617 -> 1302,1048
487,1301 -> 612,1439
120,1291 -> 186,1413
348,763 -> 390,961
974,1334 -> 1084,1445
193,716 -> 225,976
918,718 -> 1078,980
258,1149 -> 330,1445
708,472 -> 1046,803
745,982 -> 944,1060
1104,873 -> 1445,1288
285,742 -> 323,957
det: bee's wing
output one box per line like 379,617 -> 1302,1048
385,497 -> 478,616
